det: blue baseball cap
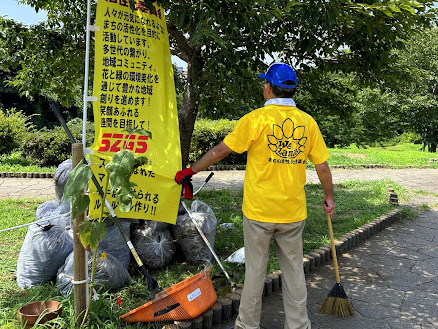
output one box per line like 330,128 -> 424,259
258,62 -> 297,89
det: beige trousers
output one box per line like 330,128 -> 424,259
234,215 -> 310,329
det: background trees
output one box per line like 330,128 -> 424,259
161,0 -> 437,165
395,28 -> 438,152
0,0 -> 437,166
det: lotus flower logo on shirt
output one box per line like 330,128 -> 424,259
267,118 -> 307,159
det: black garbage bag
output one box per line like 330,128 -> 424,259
98,220 -> 131,270
171,200 -> 217,264
56,249 -> 131,297
53,159 -> 72,202
35,200 -> 71,228
16,219 -> 73,289
132,226 -> 176,269
143,219 -> 170,233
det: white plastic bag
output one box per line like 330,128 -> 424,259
225,247 -> 245,264
171,200 -> 217,264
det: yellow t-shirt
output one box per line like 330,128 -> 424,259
223,104 -> 329,223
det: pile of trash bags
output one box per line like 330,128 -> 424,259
16,159 -> 132,295
16,160 -> 218,295
131,199 -> 217,269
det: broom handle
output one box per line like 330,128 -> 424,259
326,213 -> 341,284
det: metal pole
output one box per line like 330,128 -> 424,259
72,143 -> 87,326
82,0 -> 93,151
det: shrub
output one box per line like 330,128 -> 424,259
21,118 -> 94,167
0,108 -> 34,154
189,119 -> 246,166
398,132 -> 422,144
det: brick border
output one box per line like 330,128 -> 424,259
0,163 -> 429,178
168,208 -> 402,328
204,164 -> 387,171
0,172 -> 54,178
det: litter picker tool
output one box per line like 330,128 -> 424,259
181,172 -> 237,296
50,102 -> 159,298
319,212 -> 355,317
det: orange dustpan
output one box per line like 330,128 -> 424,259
120,269 -> 217,323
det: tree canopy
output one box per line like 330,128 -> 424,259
1,0 -> 437,164
394,27 -> 438,152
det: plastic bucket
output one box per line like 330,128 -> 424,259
121,269 -> 217,323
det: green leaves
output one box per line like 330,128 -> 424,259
106,149 -> 147,212
122,128 -> 152,139
116,185 -> 138,212
106,150 -> 135,190
62,160 -> 92,203
61,160 -> 92,218
78,221 -> 108,250
71,194 -> 90,219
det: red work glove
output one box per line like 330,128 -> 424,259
182,177 -> 194,200
175,167 -> 197,184
175,167 -> 197,200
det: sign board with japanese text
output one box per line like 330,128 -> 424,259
88,0 -> 182,224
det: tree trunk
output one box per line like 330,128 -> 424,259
178,53 -> 203,168
429,142 -> 437,153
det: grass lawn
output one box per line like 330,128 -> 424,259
0,180 -> 410,328
327,143 -> 438,168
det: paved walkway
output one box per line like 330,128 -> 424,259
1,168 -> 437,201
1,168 -> 438,328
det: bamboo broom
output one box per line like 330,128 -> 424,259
319,213 -> 355,317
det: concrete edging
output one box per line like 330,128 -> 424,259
172,208 -> 403,329
0,165 -> 395,178
0,172 -> 54,178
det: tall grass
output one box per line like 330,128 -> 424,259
0,180 -> 406,328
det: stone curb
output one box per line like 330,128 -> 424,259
171,208 -> 403,328
0,172 -> 54,178
0,163 -> 430,178
204,164 -> 388,171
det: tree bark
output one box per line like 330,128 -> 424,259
178,51 -> 203,168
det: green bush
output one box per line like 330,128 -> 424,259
398,132 -> 422,144
21,118 -> 94,167
0,108 -> 34,154
189,119 -> 246,165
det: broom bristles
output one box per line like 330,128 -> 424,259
319,283 -> 354,317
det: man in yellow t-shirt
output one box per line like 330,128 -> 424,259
175,62 -> 335,329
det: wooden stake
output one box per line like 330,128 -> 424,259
72,143 -> 87,326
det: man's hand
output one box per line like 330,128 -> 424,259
324,198 -> 335,216
175,167 -> 197,185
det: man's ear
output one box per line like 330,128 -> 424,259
265,82 -> 274,97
